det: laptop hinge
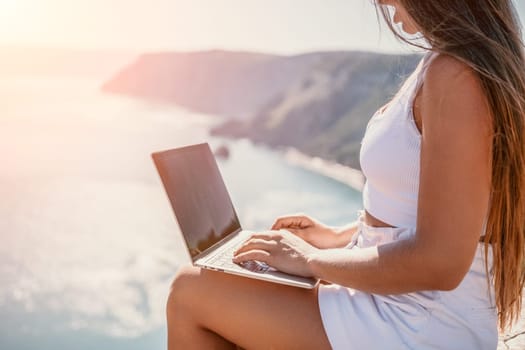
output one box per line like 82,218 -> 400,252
192,227 -> 244,262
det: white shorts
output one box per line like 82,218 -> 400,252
318,210 -> 498,350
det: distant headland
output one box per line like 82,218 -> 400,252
102,49 -> 421,170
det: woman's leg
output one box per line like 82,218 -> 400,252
166,264 -> 332,350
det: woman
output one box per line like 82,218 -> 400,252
166,0 -> 525,348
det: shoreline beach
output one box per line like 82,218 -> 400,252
281,147 -> 365,193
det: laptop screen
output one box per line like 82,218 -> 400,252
152,143 -> 242,259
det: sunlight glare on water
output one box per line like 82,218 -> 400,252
0,76 -> 362,349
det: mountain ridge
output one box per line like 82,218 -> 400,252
103,50 -> 421,169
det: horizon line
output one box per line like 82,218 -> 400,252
0,42 -> 421,57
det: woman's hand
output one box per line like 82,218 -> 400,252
270,214 -> 343,249
232,230 -> 319,277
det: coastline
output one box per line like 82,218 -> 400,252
281,147 -> 365,192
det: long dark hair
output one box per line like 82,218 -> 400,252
375,0 -> 525,331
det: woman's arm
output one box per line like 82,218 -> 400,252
304,55 -> 493,294
269,214 -> 359,249
235,55 -> 493,294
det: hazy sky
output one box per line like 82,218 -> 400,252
1,0 -> 525,54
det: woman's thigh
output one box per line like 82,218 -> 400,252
168,264 -> 332,350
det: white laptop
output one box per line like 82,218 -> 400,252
152,142 -> 319,289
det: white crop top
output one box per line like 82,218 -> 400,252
359,52 -> 438,228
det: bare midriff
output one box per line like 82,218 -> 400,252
363,210 -> 488,243
364,209 -> 397,228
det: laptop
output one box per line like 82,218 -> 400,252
152,142 -> 319,289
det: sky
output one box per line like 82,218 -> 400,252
0,0 -> 525,55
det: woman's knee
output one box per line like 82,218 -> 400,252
166,264 -> 201,317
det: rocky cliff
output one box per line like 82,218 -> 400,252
103,50 -> 421,169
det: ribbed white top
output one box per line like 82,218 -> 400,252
359,52 -> 437,228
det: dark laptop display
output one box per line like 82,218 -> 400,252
152,143 -> 241,258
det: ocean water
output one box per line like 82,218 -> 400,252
0,76 -> 362,349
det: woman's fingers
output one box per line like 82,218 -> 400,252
234,237 -> 277,256
271,215 -> 312,230
232,249 -> 272,264
271,216 -> 305,230
232,230 -> 318,277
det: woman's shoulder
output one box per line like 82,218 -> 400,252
425,53 -> 482,95
418,51 -> 492,141
421,52 -> 491,125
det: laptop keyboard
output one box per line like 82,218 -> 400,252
206,242 -> 270,273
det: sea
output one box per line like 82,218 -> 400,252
0,75 -> 362,349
